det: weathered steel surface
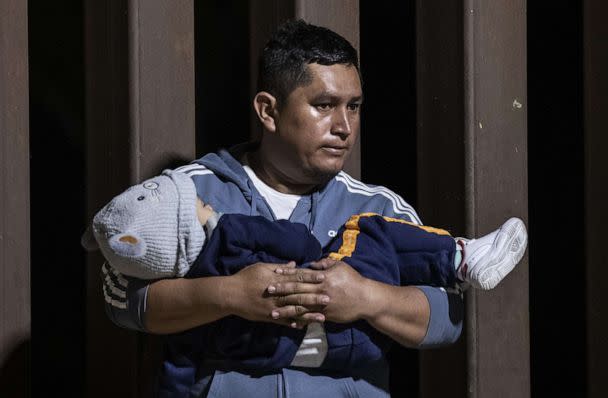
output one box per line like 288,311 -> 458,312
466,2 -> 529,396
85,1 -> 195,396
584,1 -> 608,397
0,0 -> 31,395
417,1 -> 529,397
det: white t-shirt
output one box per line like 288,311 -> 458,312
242,163 -> 328,367
243,165 -> 301,220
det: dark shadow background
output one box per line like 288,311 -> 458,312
195,1 -> 251,155
360,1 -> 420,396
28,0 -> 86,396
26,0 -> 586,396
528,1 -> 586,396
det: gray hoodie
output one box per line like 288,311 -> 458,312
102,143 -> 463,348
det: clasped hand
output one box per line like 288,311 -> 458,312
228,258 -> 370,329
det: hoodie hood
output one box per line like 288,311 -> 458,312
196,143 -> 255,197
185,142 -> 359,245
192,142 -> 336,226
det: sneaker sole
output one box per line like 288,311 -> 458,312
475,217 -> 528,290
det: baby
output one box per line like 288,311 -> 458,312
84,170 -> 527,291
83,169 -> 527,373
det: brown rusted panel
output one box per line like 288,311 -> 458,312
133,0 -> 196,179
0,0 -> 31,396
417,0 -> 529,397
466,0 -> 529,397
584,1 -> 608,397
295,0 -> 360,52
85,1 -> 195,397
130,3 -> 195,396
249,0 -> 296,140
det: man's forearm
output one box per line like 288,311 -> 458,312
270,260 -> 463,347
360,279 -> 430,347
145,276 -> 232,334
144,262 -> 329,334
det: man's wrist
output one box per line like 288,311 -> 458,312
358,277 -> 385,323
186,275 -> 235,322
144,276 -> 233,333
216,274 -> 241,317
358,282 -> 431,347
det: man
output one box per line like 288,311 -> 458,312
103,20 -> 463,397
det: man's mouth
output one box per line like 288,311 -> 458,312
321,145 -> 348,155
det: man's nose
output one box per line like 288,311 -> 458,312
330,107 -> 352,139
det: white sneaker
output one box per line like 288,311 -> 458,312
457,217 -> 528,290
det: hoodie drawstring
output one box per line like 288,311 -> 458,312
248,182 -> 258,216
309,191 -> 319,233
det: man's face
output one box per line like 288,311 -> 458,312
271,63 -> 363,184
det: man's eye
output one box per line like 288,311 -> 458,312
316,103 -> 332,111
348,103 -> 361,111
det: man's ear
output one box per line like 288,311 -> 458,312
253,91 -> 278,133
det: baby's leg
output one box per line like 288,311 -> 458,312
326,214 -> 527,290
326,214 -> 461,288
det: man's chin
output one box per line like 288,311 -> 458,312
305,164 -> 343,183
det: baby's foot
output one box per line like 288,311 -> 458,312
456,217 -> 528,290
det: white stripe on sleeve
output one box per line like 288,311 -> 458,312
175,164 -> 207,173
103,283 -> 127,309
335,173 -> 421,224
338,172 -> 418,216
187,170 -> 214,177
101,263 -> 128,308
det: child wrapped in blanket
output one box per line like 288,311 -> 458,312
83,169 -> 527,383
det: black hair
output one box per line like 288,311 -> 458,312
257,19 -> 360,105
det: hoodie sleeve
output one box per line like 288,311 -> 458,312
416,286 -> 464,347
380,192 -> 464,347
101,262 -> 149,332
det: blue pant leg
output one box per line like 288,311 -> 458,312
382,218 -> 458,286
328,214 -> 458,287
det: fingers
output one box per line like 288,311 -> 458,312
271,310 -> 326,329
273,293 -> 330,307
277,261 -> 296,270
274,263 -> 303,275
274,268 -> 325,283
267,281 -> 322,295
308,262 -> 327,270
309,257 -> 339,270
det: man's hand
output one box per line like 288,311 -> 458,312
268,258 -> 371,323
145,261 -> 329,334
267,258 -> 431,347
147,258 -> 429,346
225,261 -> 330,328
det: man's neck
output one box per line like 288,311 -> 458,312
246,148 -> 318,196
